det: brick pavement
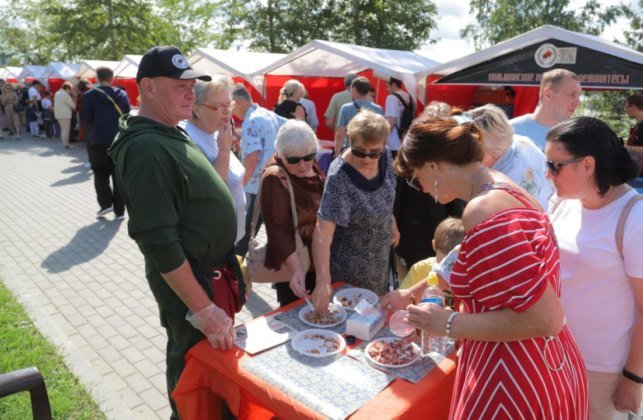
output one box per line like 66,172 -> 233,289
0,134 -> 279,419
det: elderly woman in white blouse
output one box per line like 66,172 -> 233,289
184,76 -> 246,243
466,104 -> 553,210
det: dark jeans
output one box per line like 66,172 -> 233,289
160,309 -> 205,420
235,193 -> 262,257
90,146 -> 124,215
81,122 -> 92,164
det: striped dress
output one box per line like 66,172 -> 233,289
449,186 -> 588,420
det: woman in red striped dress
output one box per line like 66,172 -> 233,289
399,115 -> 588,419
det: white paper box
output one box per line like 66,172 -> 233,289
346,310 -> 385,341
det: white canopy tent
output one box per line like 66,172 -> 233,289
256,39 -> 441,102
0,66 -> 22,81
76,60 -> 120,79
16,65 -> 47,84
113,55 -> 142,79
42,62 -> 81,80
188,48 -> 285,94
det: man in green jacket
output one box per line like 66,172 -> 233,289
108,46 -> 245,419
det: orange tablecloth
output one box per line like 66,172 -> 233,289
173,296 -> 456,420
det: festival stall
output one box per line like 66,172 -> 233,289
188,48 -> 286,105
76,60 -> 120,81
16,65 -> 47,86
0,66 -> 22,84
42,62 -> 80,93
256,39 -> 440,141
113,54 -> 142,106
417,25 -> 643,118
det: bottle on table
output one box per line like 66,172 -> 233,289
420,272 -> 446,357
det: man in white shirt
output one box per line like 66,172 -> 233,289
28,80 -> 43,111
231,83 -> 285,256
510,68 -> 581,150
384,77 -> 412,154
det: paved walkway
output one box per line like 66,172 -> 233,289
0,134 -> 279,419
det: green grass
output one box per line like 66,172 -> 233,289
0,281 -> 105,419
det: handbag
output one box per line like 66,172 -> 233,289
12,103 -> 25,113
245,166 -> 311,283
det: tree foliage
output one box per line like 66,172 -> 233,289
245,0 -> 438,53
622,0 -> 643,52
461,0 -> 640,137
0,0 -> 438,65
461,0 -> 622,49
0,0 -> 248,64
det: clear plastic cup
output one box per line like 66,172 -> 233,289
389,309 -> 414,337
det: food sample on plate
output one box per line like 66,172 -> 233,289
334,288 -> 379,310
338,293 -> 367,308
304,333 -> 341,354
367,338 -> 418,366
292,329 -> 346,358
304,309 -> 341,325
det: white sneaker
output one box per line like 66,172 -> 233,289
115,215 -> 126,221
96,206 -> 113,218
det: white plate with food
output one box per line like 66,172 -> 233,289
333,288 -> 379,311
298,304 -> 347,328
365,337 -> 420,368
291,329 -> 346,358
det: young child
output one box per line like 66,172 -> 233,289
25,100 -> 40,138
399,217 -> 465,290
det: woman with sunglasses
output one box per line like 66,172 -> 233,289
260,120 -> 325,306
396,115 -> 587,419
546,117 -> 643,418
311,110 -> 397,312
184,77 -> 246,244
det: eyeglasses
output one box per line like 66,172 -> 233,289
199,102 -> 234,112
406,169 -> 423,192
285,152 -> 316,164
352,148 -> 384,159
545,156 -> 584,176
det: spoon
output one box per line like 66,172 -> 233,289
305,297 -> 315,311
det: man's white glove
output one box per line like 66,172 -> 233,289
186,303 -> 235,350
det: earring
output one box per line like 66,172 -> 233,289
434,176 -> 439,204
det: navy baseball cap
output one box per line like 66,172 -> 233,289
136,46 -> 211,83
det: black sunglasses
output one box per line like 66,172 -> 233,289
285,152 -> 316,164
545,156 -> 584,176
406,173 -> 423,192
352,148 -> 384,159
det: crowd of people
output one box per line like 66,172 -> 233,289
117,48 -> 642,419
3,44 -> 641,419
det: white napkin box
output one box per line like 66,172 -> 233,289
346,309 -> 385,341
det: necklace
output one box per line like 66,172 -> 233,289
468,166 -> 490,201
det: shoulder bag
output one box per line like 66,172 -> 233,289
93,87 -> 124,116
615,194 -> 643,259
245,166 -> 311,284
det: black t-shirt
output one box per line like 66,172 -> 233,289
274,99 -> 307,120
